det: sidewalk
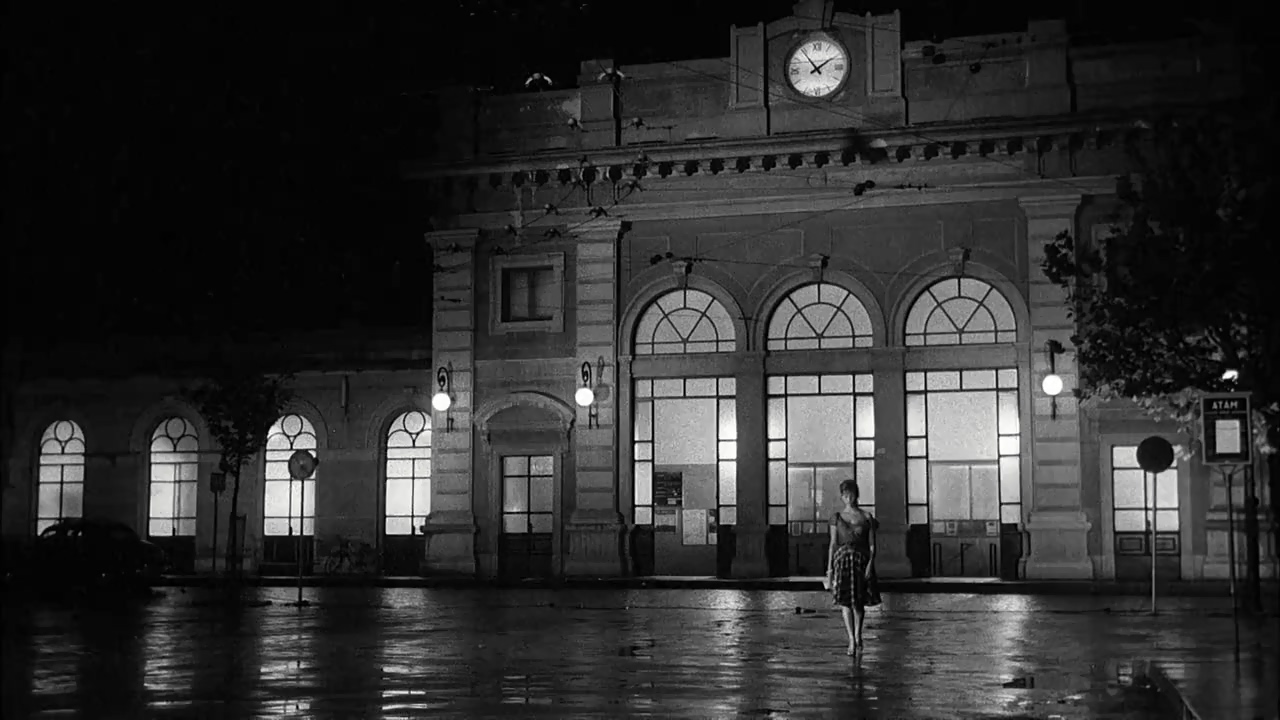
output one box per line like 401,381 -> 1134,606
6,586 -> 1274,718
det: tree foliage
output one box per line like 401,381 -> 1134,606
1042,107 -> 1279,456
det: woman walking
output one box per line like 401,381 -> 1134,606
823,479 -> 881,655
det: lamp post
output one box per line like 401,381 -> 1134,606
576,361 -> 597,426
1042,340 -> 1065,420
432,366 -> 453,431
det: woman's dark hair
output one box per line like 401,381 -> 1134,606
839,479 -> 859,501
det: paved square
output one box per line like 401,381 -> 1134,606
2,587 -> 1273,718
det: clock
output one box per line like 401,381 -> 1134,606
786,35 -> 850,98
287,449 -> 318,480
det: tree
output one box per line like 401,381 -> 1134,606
185,365 -> 293,576
1042,101 -> 1279,603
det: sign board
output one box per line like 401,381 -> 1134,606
653,471 -> 683,507
1200,393 -> 1252,466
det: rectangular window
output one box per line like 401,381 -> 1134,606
501,266 -> 557,322
502,455 -> 554,534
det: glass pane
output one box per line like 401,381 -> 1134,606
821,375 -> 853,394
1155,470 -> 1178,508
767,398 -> 787,439
856,459 -> 876,507
1155,509 -> 1179,532
1112,470 -> 1146,509
962,370 -> 997,389
386,478 -> 413,515
788,396 -> 853,463
175,519 -> 196,536
503,456 -> 528,475
971,465 -> 999,520
177,482 -> 198,518
768,506 -> 787,525
718,378 -> 736,396
855,396 -> 875,439
635,443 -> 652,460
930,464 -> 970,520
906,395 -> 926,437
927,392 -> 998,461
264,481 -> 290,517
908,505 -> 928,524
37,483 -> 62,518
634,462 -> 653,505
786,376 -> 819,394
855,374 -> 874,393
150,482 -> 175,518
1111,445 -> 1138,468
530,477 -> 553,512
855,439 -> 875,458
768,461 -> 787,504
999,457 -> 1020,503
905,372 -> 925,392
998,392 -> 1020,435
718,400 -> 737,440
385,516 -> 413,535
926,371 -> 961,390
531,514 -> 553,533
815,467 -> 846,518
150,519 -> 174,537
151,463 -> 175,483
718,441 -> 737,460
503,515 -> 528,534
766,376 -> 785,395
768,441 -> 787,459
685,378 -> 717,397
908,458 -> 928,504
636,380 -> 652,397
264,518 -> 290,536
503,476 -> 529,512
907,438 -> 927,457
1114,509 -> 1146,532
634,399 -> 655,440
718,462 -> 737,506
413,478 -> 431,515
1001,504 -> 1021,524
655,399 -> 716,465
530,456 -> 553,476
999,436 -> 1020,456
635,507 -> 653,524
998,369 -> 1018,389
654,379 -> 683,397
719,507 -> 737,525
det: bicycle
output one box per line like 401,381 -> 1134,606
320,538 -> 380,576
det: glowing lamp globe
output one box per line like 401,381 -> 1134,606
431,391 -> 452,412
1222,369 -> 1239,382
575,387 -> 595,407
1041,373 -> 1064,397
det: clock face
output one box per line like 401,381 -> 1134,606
786,37 -> 849,98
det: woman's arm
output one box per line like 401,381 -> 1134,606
866,513 -> 877,565
827,520 -> 838,575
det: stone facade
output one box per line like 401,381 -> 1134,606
3,1 -> 1273,581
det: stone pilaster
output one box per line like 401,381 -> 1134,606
871,349 -> 912,578
423,229 -> 480,575
732,352 -> 768,578
565,218 -> 627,576
1019,194 -> 1094,579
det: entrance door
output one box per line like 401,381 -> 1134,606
499,455 -> 554,580
928,463 -> 1001,577
1110,445 -> 1181,581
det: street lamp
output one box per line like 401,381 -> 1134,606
432,366 -> 454,430
1043,340 -> 1065,420
576,361 -> 598,427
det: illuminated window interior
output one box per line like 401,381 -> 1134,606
148,417 -> 199,537
766,282 -> 874,351
766,374 -> 875,533
385,410 -> 431,536
633,289 -> 736,355
904,277 -> 1017,346
263,414 -> 317,537
36,420 -> 86,533
502,455 -> 554,534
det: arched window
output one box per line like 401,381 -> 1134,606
263,414 -> 317,537
633,288 -> 736,355
904,277 -> 1017,346
148,418 -> 199,538
766,282 -> 874,351
36,420 -> 86,533
385,410 -> 432,536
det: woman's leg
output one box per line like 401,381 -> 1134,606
840,606 -> 856,654
853,603 -> 866,646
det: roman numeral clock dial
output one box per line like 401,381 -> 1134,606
786,37 -> 849,99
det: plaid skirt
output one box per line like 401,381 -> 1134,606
830,544 -> 881,609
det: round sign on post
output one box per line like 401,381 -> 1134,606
288,449 -> 318,480
1136,436 -> 1174,474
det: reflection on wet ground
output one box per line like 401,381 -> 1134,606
2,588 -> 1271,718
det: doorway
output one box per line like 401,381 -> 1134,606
499,455 -> 554,580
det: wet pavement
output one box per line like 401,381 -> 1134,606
2,587 -> 1275,719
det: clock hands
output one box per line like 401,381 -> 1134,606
799,49 -> 820,72
811,57 -> 836,73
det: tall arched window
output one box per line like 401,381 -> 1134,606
634,288 -> 736,355
385,410 -> 432,535
263,414 -> 317,537
904,277 -> 1017,346
767,282 -> 874,350
37,420 -> 86,533
149,418 -> 199,537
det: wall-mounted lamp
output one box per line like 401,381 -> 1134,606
576,361 -> 599,427
1041,339 -> 1065,419
432,366 -> 454,431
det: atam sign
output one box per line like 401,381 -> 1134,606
1200,392 -> 1252,466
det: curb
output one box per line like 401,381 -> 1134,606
1133,660 -> 1200,720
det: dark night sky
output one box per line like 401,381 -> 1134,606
2,1 -> 1257,347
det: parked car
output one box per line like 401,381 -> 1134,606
7,518 -> 169,598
